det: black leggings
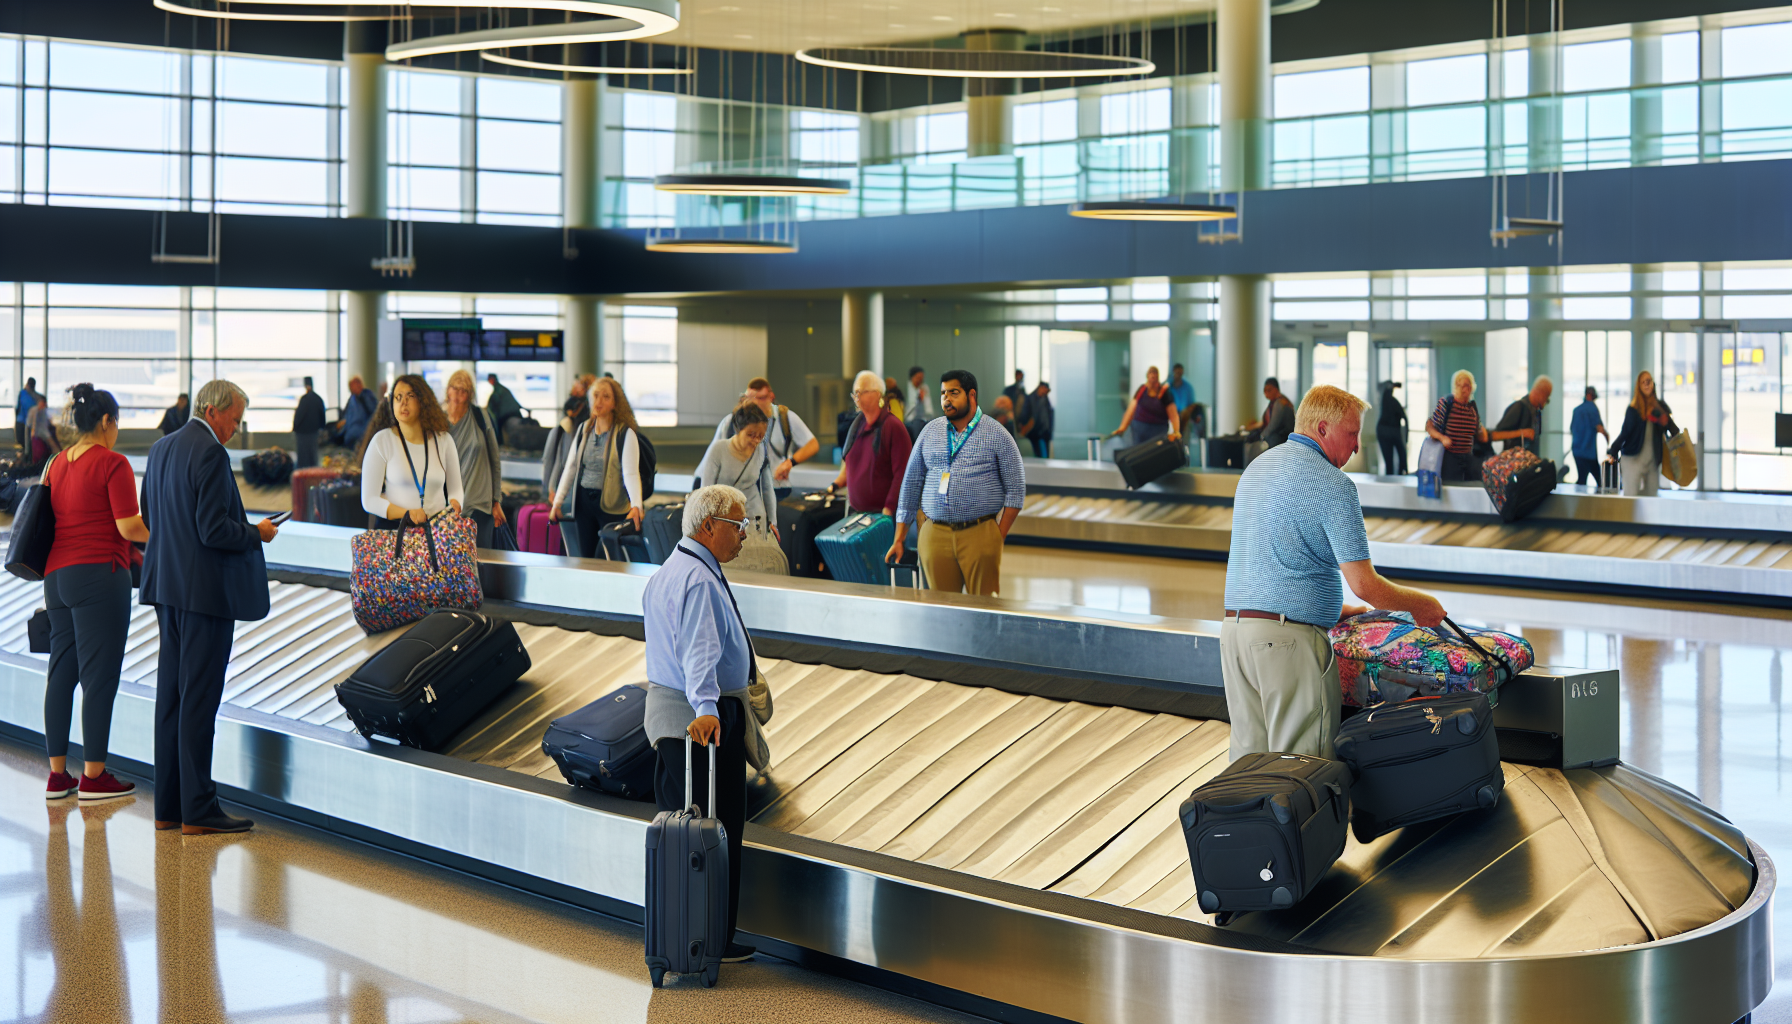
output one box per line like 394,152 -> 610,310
1376,427 -> 1407,475
43,562 -> 133,763
570,488 -> 627,559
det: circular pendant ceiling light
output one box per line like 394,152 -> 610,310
653,173 -> 851,196
793,47 -> 1152,79
150,0 -> 392,20
482,50 -> 691,74
1069,201 -> 1238,222
645,238 -> 798,254
385,2 -> 681,61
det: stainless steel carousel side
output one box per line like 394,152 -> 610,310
0,524 -> 1770,1024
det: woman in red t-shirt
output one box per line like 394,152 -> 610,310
40,384 -> 148,802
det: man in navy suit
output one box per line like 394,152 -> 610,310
140,379 -> 278,835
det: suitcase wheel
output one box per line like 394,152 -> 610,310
1477,784 -> 1500,810
703,964 -> 719,988
1198,889 -> 1220,913
1211,910 -> 1237,927
1458,712 -> 1478,735
650,967 -> 665,988
1270,886 -> 1294,909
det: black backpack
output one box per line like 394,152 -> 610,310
633,428 -> 658,498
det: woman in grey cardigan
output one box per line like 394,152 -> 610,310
692,399 -> 779,533
443,369 -> 506,548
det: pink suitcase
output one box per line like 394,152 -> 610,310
515,502 -> 565,556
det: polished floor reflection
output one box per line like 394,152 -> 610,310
0,741 -> 982,1024
1004,545 -> 1791,1022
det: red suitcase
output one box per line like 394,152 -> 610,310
290,467 -> 342,523
515,502 -> 565,556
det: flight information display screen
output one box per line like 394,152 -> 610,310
399,320 -> 563,363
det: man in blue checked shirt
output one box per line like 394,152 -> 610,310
886,370 -> 1026,596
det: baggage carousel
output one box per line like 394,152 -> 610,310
0,524 -> 1770,1024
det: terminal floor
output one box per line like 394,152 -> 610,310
0,546 -> 1786,1022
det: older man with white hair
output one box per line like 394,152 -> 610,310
641,483 -> 761,964
1222,385 -> 1447,762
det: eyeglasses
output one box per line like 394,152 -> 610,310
708,515 -> 751,534
852,389 -> 883,398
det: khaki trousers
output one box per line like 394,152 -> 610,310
917,517 -> 1003,597
1220,616 -> 1340,762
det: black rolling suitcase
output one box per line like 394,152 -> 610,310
777,490 -> 846,578
641,503 -> 684,564
1113,435 -> 1189,489
1601,459 -> 1621,492
1180,752 -> 1350,921
542,684 -> 656,800
1333,691 -> 1503,843
312,477 -> 365,527
646,736 -> 729,988
598,521 -> 652,563
335,610 -> 531,751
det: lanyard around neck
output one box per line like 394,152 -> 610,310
676,546 -> 758,674
947,409 -> 982,466
398,430 -> 431,505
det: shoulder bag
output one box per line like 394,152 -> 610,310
5,455 -> 57,581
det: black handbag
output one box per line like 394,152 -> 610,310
5,482 -> 55,581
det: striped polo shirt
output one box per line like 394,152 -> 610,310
1223,433 -> 1372,627
1430,396 -> 1480,453
896,411 -> 1027,525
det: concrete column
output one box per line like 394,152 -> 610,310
344,290 -> 383,390
1216,276 -> 1268,434
963,29 -> 1024,159
562,70 -> 604,383
345,23 -> 387,399
842,290 -> 884,379
1218,0 -> 1270,193
1631,26 -> 1663,167
1216,0 -> 1270,436
1527,268 -> 1563,460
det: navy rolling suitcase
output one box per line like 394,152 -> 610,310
1333,691 -> 1503,843
1114,435 -> 1188,489
641,503 -> 684,564
542,685 -> 656,800
1180,752 -> 1350,921
813,512 -> 895,585
646,737 -> 729,988
335,610 -> 530,751
598,521 -> 653,563
777,490 -> 845,578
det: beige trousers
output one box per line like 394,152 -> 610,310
1220,616 -> 1340,762
917,518 -> 1003,596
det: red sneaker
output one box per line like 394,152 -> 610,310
77,772 -> 135,801
46,771 -> 77,799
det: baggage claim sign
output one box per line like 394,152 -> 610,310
383,318 -> 565,363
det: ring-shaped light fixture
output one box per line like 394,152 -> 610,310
645,238 -> 798,254
653,173 -> 852,196
1069,201 -> 1238,222
482,51 -> 692,74
386,3 -> 681,62
150,0 -> 392,20
794,47 -> 1152,79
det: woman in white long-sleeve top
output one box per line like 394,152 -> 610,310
693,398 -> 779,533
549,376 -> 646,557
359,374 -> 465,528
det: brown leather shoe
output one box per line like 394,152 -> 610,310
155,820 -> 180,831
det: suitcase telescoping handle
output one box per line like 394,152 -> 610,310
683,732 -> 718,819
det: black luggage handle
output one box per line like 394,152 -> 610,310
393,514 -> 442,573
1441,616 -> 1516,688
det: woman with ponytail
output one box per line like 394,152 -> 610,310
40,383 -> 147,802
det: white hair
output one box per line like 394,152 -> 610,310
683,484 -> 748,538
852,370 -> 883,395
1451,369 -> 1476,391
1532,374 -> 1554,390
196,379 -> 248,418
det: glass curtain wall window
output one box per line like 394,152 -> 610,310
612,91 -> 679,228
603,305 -> 677,426
1,39 -> 342,215
1092,87 -> 1170,200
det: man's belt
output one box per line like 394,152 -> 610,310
931,513 -> 1000,531
1225,608 -> 1327,630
